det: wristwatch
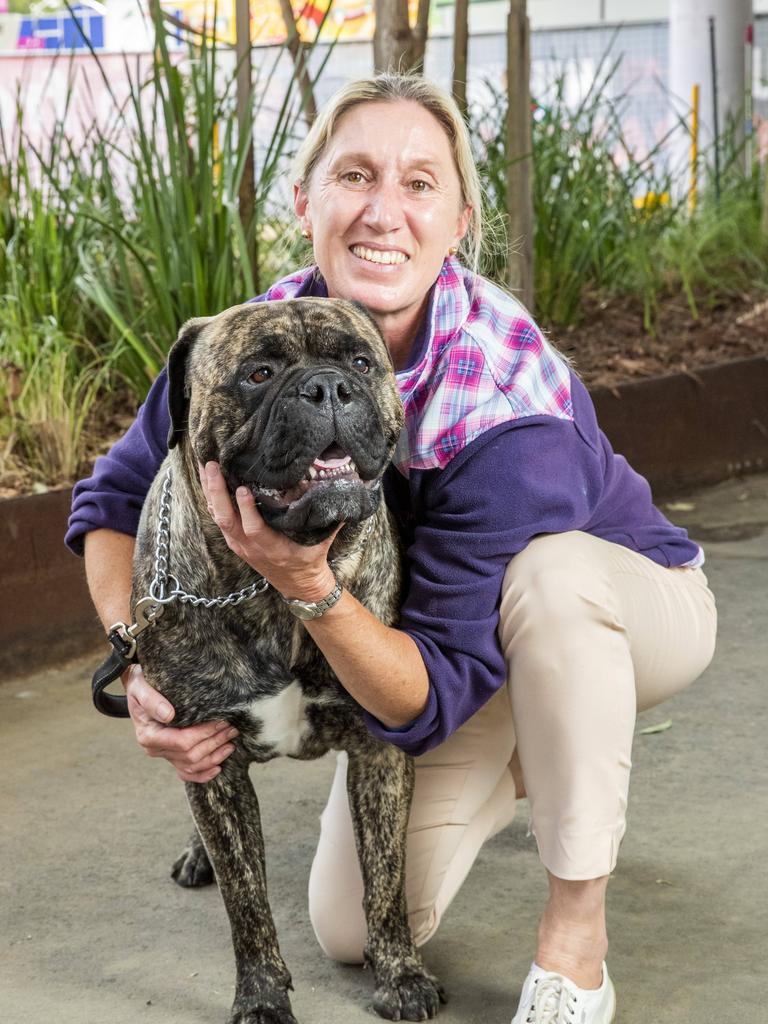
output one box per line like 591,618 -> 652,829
280,578 -> 343,620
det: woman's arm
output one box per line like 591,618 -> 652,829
84,528 -> 239,783
84,528 -> 136,630
201,461 -> 430,728
71,370 -> 240,783
304,589 -> 430,729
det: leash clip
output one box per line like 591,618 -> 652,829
112,596 -> 166,659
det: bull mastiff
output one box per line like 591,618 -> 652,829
130,298 -> 444,1024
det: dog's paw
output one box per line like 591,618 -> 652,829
170,842 -> 214,888
372,969 -> 447,1021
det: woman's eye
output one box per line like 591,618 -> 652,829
352,356 -> 370,374
342,171 -> 365,184
410,179 -> 429,192
249,367 -> 272,384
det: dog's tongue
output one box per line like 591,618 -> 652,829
314,446 -> 351,470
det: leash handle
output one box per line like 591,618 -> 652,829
91,628 -> 134,718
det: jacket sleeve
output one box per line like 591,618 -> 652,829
65,370 -> 171,556
362,417 -> 603,756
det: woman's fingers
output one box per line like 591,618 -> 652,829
204,461 -> 238,535
144,719 -> 237,758
172,725 -> 239,766
236,486 -> 265,538
172,740 -> 236,782
124,664 -> 175,724
123,663 -> 239,780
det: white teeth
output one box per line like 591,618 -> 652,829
307,460 -> 360,481
351,245 -> 407,265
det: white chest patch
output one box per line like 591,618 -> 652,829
245,681 -> 311,756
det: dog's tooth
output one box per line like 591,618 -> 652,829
308,466 -> 318,480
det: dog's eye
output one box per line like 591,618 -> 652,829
249,367 -> 273,384
352,356 -> 370,374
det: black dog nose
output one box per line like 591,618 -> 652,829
298,370 -> 352,408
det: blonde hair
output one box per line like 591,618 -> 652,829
291,74 -> 484,273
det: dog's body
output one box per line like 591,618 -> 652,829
132,299 -> 443,1024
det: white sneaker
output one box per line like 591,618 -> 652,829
510,962 -> 616,1024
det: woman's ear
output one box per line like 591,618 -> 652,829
455,203 -> 472,247
293,183 -> 311,236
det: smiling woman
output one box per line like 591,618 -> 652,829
67,73 -> 717,1024
294,99 -> 472,366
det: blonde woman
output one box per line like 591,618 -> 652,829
68,74 -> 716,1024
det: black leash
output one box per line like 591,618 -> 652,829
91,598 -> 165,718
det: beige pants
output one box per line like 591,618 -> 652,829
308,531 -> 717,963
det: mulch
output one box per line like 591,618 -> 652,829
553,289 -> 768,389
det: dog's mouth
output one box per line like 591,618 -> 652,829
246,445 -> 378,513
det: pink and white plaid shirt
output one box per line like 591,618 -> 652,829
264,258 -> 573,477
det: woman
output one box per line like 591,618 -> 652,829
67,74 -> 717,1024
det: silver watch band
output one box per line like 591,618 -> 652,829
281,579 -> 343,620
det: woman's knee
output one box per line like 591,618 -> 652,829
499,532 -> 619,653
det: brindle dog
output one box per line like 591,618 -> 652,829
131,298 -> 444,1024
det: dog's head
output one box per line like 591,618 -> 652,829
167,298 -> 404,544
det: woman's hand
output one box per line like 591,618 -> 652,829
123,664 -> 239,784
199,461 -> 340,600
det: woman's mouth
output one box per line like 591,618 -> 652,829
349,245 -> 408,266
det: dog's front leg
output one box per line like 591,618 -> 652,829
185,756 -> 296,1024
346,745 -> 446,1021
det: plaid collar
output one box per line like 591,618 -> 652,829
264,259 -> 573,475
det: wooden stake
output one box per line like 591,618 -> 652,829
452,0 -> 469,117
235,0 -> 257,287
506,0 -> 534,311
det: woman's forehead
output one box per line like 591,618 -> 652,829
323,101 -> 455,167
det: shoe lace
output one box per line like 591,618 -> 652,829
526,976 -> 579,1024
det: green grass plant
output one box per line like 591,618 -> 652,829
73,4 -> 331,393
1,324 -> 105,487
1,11 -> 329,487
0,79 -> 115,488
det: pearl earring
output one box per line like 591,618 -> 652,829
301,228 -> 312,240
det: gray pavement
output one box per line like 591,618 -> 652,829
2,473 -> 767,1024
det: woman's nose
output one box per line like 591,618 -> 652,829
361,181 -> 404,232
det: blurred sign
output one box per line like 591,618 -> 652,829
163,0 -> 238,44
0,0 -> 424,52
16,5 -> 104,50
251,2 -> 378,45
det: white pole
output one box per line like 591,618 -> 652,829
669,0 -> 753,180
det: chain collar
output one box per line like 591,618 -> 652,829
144,467 -> 375,612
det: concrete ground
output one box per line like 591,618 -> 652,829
2,473 -> 767,1024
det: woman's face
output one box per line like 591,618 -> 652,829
294,100 -> 471,352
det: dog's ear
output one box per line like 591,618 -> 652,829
167,316 -> 213,449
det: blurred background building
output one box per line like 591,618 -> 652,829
0,2 -> 765,180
